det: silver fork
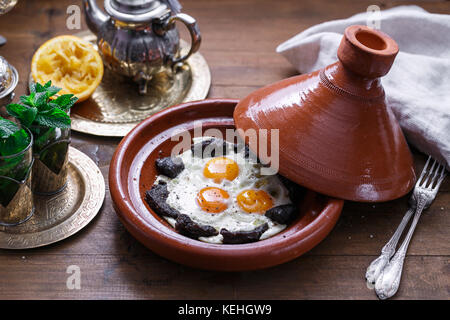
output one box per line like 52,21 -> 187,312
365,157 -> 432,285
374,156 -> 447,299
365,206 -> 415,286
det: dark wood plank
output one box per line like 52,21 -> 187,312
0,254 -> 447,299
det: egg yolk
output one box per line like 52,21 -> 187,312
203,157 -> 239,183
237,189 -> 273,214
196,187 -> 230,213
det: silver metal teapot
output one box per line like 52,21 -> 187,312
83,0 -> 201,94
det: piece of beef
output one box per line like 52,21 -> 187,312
233,143 -> 254,160
278,174 -> 304,203
175,214 -> 219,239
220,223 -> 269,244
144,182 -> 180,219
265,204 -> 298,224
191,138 -> 228,158
155,157 -> 185,178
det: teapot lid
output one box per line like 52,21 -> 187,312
0,56 -> 18,99
104,0 -> 170,23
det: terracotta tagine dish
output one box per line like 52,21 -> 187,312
234,25 -> 416,202
109,99 -> 344,271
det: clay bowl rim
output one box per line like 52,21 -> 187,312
109,99 -> 344,271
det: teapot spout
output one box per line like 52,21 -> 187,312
83,0 -> 108,34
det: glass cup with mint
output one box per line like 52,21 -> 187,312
6,81 -> 77,195
0,117 -> 34,225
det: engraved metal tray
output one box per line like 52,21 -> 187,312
0,147 -> 105,249
70,31 -> 210,137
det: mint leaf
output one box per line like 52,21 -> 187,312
34,81 -> 60,98
10,81 -> 76,130
53,94 -> 78,110
20,93 -> 35,106
0,117 -> 30,157
34,82 -> 46,93
0,117 -> 20,139
0,129 -> 30,156
46,86 -> 61,98
32,126 -> 55,151
34,108 -> 71,128
33,91 -> 48,106
29,82 -> 36,94
6,104 -> 38,127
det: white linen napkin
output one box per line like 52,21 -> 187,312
277,5 -> 450,169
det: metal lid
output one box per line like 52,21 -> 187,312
0,56 -> 18,99
104,0 -> 170,23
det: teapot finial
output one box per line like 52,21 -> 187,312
83,0 -> 109,34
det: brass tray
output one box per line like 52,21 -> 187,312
0,147 -> 105,249
70,31 -> 210,137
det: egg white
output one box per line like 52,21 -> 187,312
155,137 -> 292,244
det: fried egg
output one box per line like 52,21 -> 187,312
155,137 -> 293,244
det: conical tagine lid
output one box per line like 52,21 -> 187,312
234,25 -> 415,202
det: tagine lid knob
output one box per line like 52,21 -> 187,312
0,56 -> 18,99
337,25 -> 399,78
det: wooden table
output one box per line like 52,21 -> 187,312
0,0 -> 448,300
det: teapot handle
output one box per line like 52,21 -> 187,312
163,13 -> 201,66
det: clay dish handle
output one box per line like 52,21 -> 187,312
337,25 -> 399,78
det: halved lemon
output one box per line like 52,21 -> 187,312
31,35 -> 104,103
